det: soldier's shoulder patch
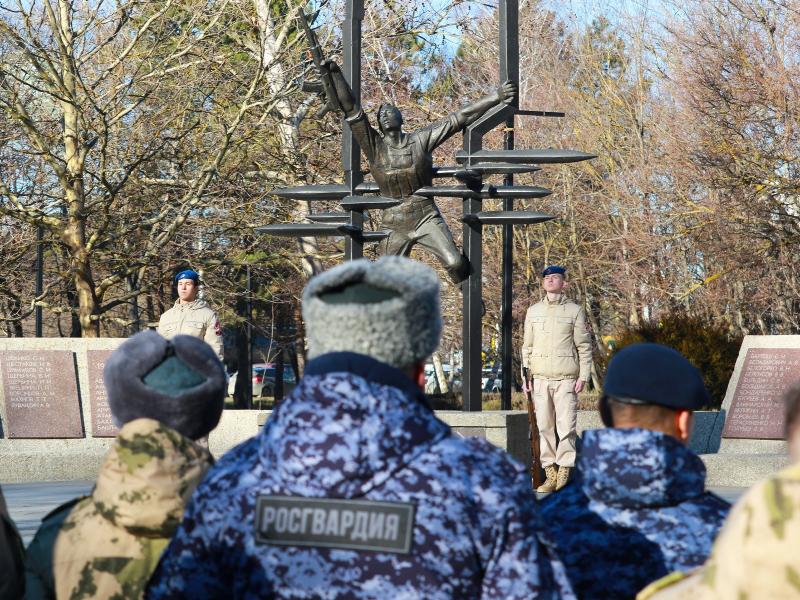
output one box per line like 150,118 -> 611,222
214,320 -> 222,336
255,495 -> 415,554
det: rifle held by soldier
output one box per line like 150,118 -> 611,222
296,8 -> 343,119
523,367 -> 543,488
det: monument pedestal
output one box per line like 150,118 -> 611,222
701,452 -> 789,487
697,335 -> 799,488
3,329 -> 794,489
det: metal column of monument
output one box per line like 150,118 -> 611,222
459,1 -> 596,410
257,0 -> 594,412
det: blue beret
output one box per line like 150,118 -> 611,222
542,265 -> 566,277
603,343 -> 709,410
174,269 -> 200,284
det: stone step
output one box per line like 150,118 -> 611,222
701,453 -> 790,488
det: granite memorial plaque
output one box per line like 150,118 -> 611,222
0,350 -> 83,438
87,349 -> 118,437
722,347 -> 800,439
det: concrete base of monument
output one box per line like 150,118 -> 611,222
699,438 -> 790,488
0,408 -> 787,489
0,410 -> 536,483
0,438 -> 113,483
701,453 -> 790,487
0,411 -> 270,483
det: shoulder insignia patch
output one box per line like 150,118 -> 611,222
255,496 -> 415,554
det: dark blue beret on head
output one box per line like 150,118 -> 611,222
542,265 -> 566,277
174,269 -> 200,284
603,342 -> 709,410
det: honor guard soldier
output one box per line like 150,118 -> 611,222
158,269 -> 223,361
520,265 -> 592,492
148,257 -> 568,599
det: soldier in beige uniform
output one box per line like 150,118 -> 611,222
521,265 -> 592,492
158,269 -> 223,361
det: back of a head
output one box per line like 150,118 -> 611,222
104,330 -> 225,440
601,343 -> 709,435
302,256 -> 442,371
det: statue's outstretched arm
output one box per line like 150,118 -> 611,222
319,60 -> 360,118
453,80 -> 518,129
317,59 -> 377,161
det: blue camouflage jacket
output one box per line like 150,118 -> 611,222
147,352 -> 565,599
539,427 -> 729,600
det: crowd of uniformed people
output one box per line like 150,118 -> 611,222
2,257 -> 799,599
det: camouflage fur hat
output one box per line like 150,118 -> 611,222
104,330 -> 225,440
302,256 -> 442,370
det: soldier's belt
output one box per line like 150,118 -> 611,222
383,196 -> 437,220
255,495 -> 415,554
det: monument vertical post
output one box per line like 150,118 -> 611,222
462,185 -> 483,411
501,123 -> 514,410
343,0 -> 364,260
499,0 -> 518,410
462,0 -> 519,411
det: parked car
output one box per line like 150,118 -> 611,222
482,368 -> 502,393
227,363 -> 297,398
424,363 -> 460,394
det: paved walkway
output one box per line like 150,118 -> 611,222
4,481 -> 93,544
4,481 -> 746,545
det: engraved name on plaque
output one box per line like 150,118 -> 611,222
723,347 -> 800,439
0,350 -> 84,438
87,349 -> 118,437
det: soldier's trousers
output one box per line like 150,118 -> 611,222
533,378 -> 577,468
381,197 -> 468,283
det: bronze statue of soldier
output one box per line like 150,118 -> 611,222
319,59 -> 517,283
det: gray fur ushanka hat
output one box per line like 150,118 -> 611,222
104,330 -> 225,440
302,256 -> 442,369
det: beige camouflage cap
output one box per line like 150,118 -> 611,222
639,462 -> 800,599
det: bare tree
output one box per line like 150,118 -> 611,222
0,0 -> 302,335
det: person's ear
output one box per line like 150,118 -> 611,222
599,395 -> 613,427
789,424 -> 800,464
675,410 -> 693,443
412,363 -> 426,390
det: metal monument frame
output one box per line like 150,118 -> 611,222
258,0 -> 594,411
